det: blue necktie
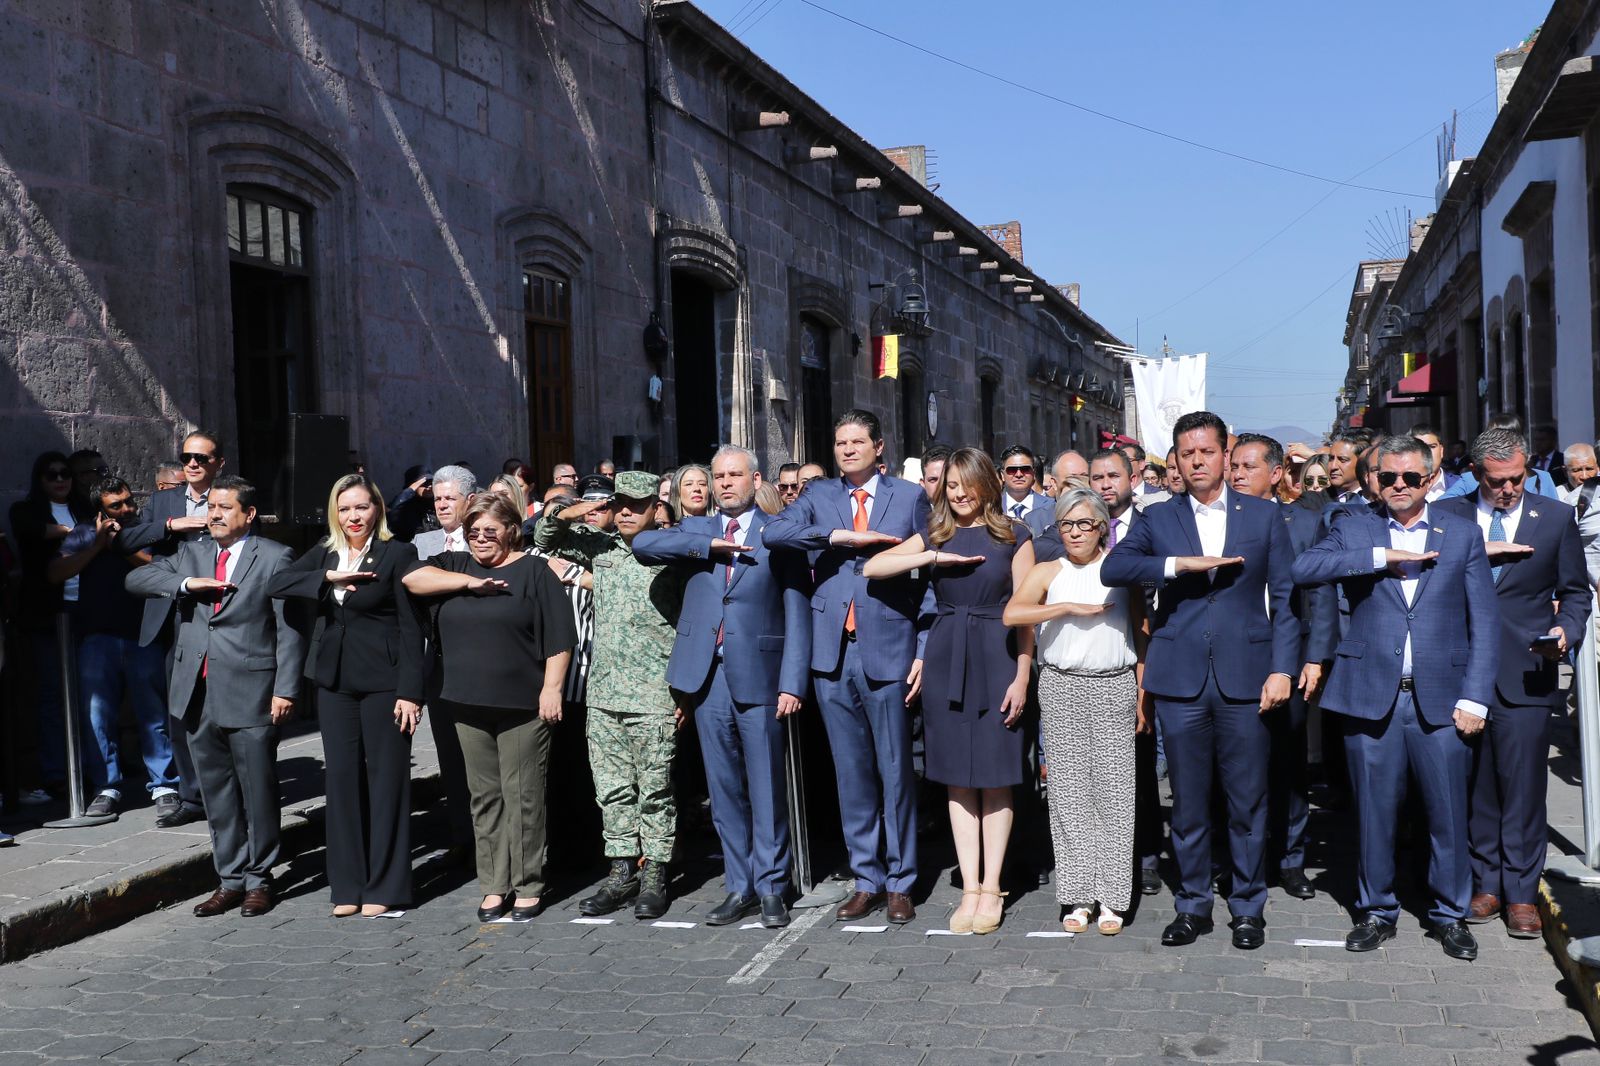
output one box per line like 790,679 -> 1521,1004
1488,508 -> 1507,583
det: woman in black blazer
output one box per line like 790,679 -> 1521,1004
270,475 -> 426,916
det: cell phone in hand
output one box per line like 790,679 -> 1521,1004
1531,634 -> 1562,647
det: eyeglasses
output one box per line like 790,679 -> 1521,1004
1057,518 -> 1103,533
1002,466 -> 1034,475
1376,471 -> 1425,489
465,527 -> 503,541
1303,475 -> 1330,488
44,468 -> 70,480
180,452 -> 217,465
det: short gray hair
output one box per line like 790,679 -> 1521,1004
1054,486 -> 1110,532
1565,442 -> 1596,466
1371,434 -> 1434,476
710,445 -> 759,474
1470,428 -> 1528,468
431,464 -> 478,496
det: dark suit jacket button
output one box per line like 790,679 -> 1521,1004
1394,648 -> 1402,655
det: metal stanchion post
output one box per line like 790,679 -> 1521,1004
43,613 -> 117,829
786,714 -> 845,909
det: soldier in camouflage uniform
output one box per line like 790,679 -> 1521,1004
533,470 -> 686,918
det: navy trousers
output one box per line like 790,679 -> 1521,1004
1267,687 -> 1310,870
692,663 -> 792,899
1469,701 -> 1551,906
813,636 -> 918,895
1343,689 -> 1471,925
1155,671 -> 1270,918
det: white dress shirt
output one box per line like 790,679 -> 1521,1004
332,544 -> 367,604
1367,506 -> 1487,719
181,536 -> 248,593
1475,493 -> 1524,543
184,487 -> 210,519
1162,487 -> 1230,579
1005,491 -> 1037,521
845,474 -> 880,525
442,526 -> 467,553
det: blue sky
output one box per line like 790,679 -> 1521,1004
696,0 -> 1541,439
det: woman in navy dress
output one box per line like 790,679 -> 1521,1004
865,448 -> 1035,933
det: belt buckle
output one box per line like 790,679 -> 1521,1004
1398,676 -> 1414,692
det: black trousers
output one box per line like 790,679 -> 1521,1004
320,689 -> 413,907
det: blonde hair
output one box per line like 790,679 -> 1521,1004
927,447 -> 1015,548
672,463 -> 712,518
754,482 -> 783,515
489,473 -> 528,518
324,475 -> 393,553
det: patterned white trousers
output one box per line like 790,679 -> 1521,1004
1038,665 -> 1138,911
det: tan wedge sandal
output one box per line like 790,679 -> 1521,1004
972,889 -> 1008,934
949,889 -> 981,933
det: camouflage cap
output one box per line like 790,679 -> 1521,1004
612,470 -> 659,501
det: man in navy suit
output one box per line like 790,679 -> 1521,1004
998,445 -> 1055,540
1229,434 -> 1337,901
763,410 -> 932,924
1102,411 -> 1300,950
1293,434 -> 1498,959
118,429 -> 228,827
632,445 -> 811,929
1435,428 -> 1590,939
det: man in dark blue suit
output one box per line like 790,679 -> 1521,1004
998,445 -> 1055,540
1229,434 -> 1336,901
1293,434 -> 1498,959
117,429 -> 228,827
632,445 -> 812,929
763,410 -> 932,924
1102,411 -> 1300,950
1435,428 -> 1590,939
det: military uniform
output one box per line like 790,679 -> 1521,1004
533,475 -> 685,864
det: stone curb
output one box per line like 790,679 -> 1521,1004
0,768 -> 443,964
1540,874 -> 1600,1041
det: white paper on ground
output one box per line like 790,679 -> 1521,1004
1293,938 -> 1348,947
569,917 -> 615,925
925,929 -> 972,936
364,909 -> 406,919
1025,931 -> 1075,938
652,920 -> 698,928
739,922 -> 765,929
841,924 -> 888,933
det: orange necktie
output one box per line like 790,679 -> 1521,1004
844,488 -> 869,633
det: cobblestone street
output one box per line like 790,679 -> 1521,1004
1,813 -> 1597,1066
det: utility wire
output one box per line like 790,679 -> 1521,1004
737,0 -> 786,35
794,0 -> 1430,199
1214,265 -> 1355,362
721,0 -> 767,33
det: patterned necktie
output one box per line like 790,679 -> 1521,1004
1489,508 -> 1506,583
716,518 -> 741,648
1108,517 -> 1119,549
845,488 -> 869,634
203,548 -> 230,678
1011,502 -> 1026,519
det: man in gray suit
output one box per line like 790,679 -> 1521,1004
410,465 -> 477,561
127,476 -> 305,918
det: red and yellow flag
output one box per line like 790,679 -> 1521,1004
872,334 -> 900,379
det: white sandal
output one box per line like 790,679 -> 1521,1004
1097,909 -> 1124,936
1063,907 -> 1092,933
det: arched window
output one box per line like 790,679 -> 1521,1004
799,315 -> 833,466
524,269 -> 573,484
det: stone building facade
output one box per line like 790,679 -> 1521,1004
0,0 -> 1123,518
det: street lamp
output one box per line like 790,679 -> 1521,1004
869,269 -> 931,336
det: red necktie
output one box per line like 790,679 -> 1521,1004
845,488 -> 869,634
202,548 -> 230,678
716,518 -> 740,648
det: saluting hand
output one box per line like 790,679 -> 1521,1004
326,570 -> 378,586
930,551 -> 985,568
832,529 -> 903,550
710,538 -> 753,558
465,577 -> 509,596
1173,555 -> 1244,575
1384,548 -> 1438,576
1484,541 -> 1535,562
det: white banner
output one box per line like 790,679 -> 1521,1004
1130,353 -> 1208,459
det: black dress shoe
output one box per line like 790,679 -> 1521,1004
760,894 -> 790,929
477,895 -> 513,922
1430,920 -> 1479,961
156,804 -> 204,829
1278,867 -> 1316,900
705,893 -> 760,926
1161,913 -> 1214,946
1230,915 -> 1265,950
1139,867 -> 1162,896
1345,917 -> 1397,952
510,899 -> 545,921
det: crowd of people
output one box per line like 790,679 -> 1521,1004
0,408 -> 1590,960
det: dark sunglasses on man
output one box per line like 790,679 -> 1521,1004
179,451 -> 218,466
1376,470 -> 1425,489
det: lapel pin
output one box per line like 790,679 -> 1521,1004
1528,510 -> 1540,519
1432,527 -> 1443,534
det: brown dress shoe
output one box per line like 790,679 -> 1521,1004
193,888 -> 245,917
1505,903 -> 1542,939
1466,892 -> 1501,924
835,890 -> 885,921
886,892 -> 915,925
239,887 -> 275,917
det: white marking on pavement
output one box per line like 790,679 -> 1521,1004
728,906 -> 829,984
739,922 -> 764,929
365,910 -> 407,919
925,929 -> 972,936
569,917 -> 614,925
1025,931 -> 1075,938
842,925 -> 888,932
652,920 -> 698,929
1293,938 -> 1348,947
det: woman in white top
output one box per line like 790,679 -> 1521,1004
1005,488 -> 1148,934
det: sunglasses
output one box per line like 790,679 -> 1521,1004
44,468 -> 70,480
1003,466 -> 1034,475
465,527 -> 503,541
180,452 -> 217,465
1303,475 -> 1329,488
1376,471 -> 1425,489
1057,518 -> 1103,533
